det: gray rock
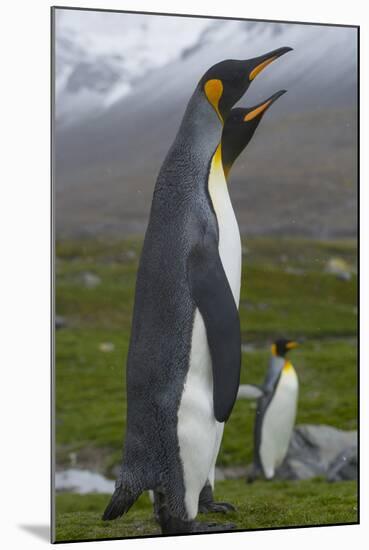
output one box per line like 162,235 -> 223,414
327,446 -> 358,482
336,271 -> 352,281
275,424 -> 357,481
241,343 -> 256,353
284,267 -> 305,275
55,469 -> 115,494
55,315 -> 67,330
81,272 -> 101,288
237,384 -> 264,400
126,249 -> 137,260
215,465 -> 247,481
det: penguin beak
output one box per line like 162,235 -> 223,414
248,46 -> 293,81
243,89 -> 287,122
286,341 -> 299,350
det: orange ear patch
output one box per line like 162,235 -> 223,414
204,79 -> 223,122
244,100 -> 272,122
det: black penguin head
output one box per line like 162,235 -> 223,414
221,89 -> 287,177
271,339 -> 299,358
199,47 -> 292,123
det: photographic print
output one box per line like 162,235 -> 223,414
52,6 -> 358,543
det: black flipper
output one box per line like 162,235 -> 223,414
187,237 -> 241,423
102,472 -> 141,521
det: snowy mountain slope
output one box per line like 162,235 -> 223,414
55,10 -> 211,125
53,10 -> 358,238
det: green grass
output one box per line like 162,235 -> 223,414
54,236 -> 357,538
55,479 -> 358,541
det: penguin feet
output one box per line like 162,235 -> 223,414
198,501 -> 236,514
192,521 -> 236,532
198,481 -> 236,514
160,518 -> 236,535
154,490 -> 236,534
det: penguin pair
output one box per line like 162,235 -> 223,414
103,47 -> 292,535
247,339 -> 299,483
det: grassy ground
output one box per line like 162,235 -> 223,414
55,479 -> 358,542
54,237 -> 357,540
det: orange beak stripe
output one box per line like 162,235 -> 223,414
249,56 -> 277,81
286,341 -> 299,349
244,100 -> 272,122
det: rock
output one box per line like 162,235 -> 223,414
55,315 -> 67,330
126,250 -> 137,260
55,469 -> 115,494
99,342 -> 115,353
69,452 -> 78,467
215,465 -> 247,481
284,267 -> 305,275
81,272 -> 101,288
237,384 -> 264,400
336,271 -> 351,281
275,424 -> 357,481
241,343 -> 256,353
327,446 -> 358,482
325,257 -> 352,280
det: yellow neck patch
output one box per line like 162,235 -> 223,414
208,143 -> 226,204
213,143 -> 223,169
283,360 -> 294,373
271,343 -> 277,356
204,79 -> 223,123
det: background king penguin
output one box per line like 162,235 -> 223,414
248,339 -> 299,483
103,47 -> 292,535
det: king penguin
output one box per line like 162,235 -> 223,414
198,89 -> 288,514
102,47 -> 292,535
248,339 -> 299,483
221,89 -> 287,178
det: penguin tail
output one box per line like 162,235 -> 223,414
102,473 -> 141,521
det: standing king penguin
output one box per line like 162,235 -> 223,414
248,339 -> 299,483
103,47 -> 292,535
198,89 -> 288,514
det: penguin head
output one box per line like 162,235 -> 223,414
271,339 -> 299,358
221,89 -> 287,177
200,46 -> 292,123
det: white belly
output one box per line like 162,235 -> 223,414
177,147 -> 241,518
177,309 -> 221,518
260,366 -> 299,478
